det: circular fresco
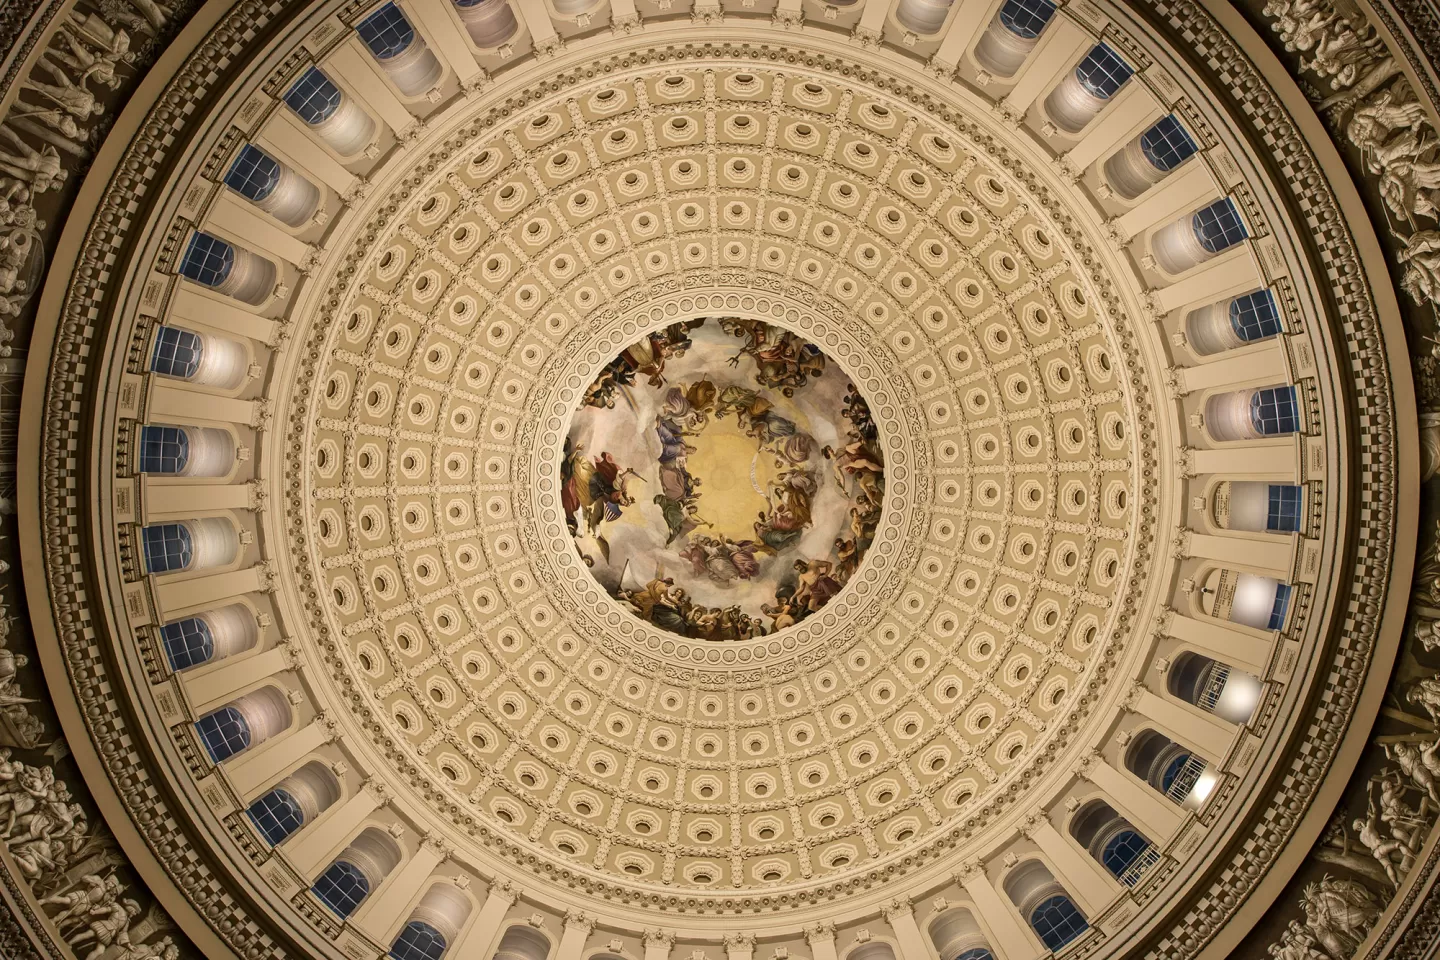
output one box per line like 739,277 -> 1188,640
564,316 -> 883,639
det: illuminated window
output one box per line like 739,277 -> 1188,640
160,617 -> 214,670
1074,44 -> 1132,99
224,145 -> 282,202
1138,115 -> 1198,172
358,3 -> 417,60
285,68 -> 344,125
196,706 -> 251,762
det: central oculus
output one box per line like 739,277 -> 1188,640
564,316 -> 885,640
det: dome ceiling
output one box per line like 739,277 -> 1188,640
288,58 -> 1150,900
1,0 -> 1430,957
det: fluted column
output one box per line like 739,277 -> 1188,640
1114,165 -> 1214,239
1132,689 -> 1234,757
168,285 -> 277,342
1024,819 -> 1119,916
558,912 -> 596,960
1150,255 -> 1263,314
183,642 -> 292,712
450,881 -> 520,958
353,836 -> 448,942
209,193 -> 313,264
1165,611 -> 1270,673
225,712 -> 334,801
282,780 -> 384,879
881,899 -> 933,960
1065,86 -> 1160,172
1184,532 -> 1293,580
956,864 -> 1043,960
1189,441 -> 1298,479
1079,754 -> 1183,842
407,0 -> 485,84
1177,341 -> 1288,395
803,924 -> 837,960
1002,19 -> 1088,113
142,482 -> 253,521
154,565 -> 268,620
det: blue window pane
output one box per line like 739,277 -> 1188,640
1160,752 -> 1194,793
954,951 -> 994,960
1266,485 -> 1302,533
151,326 -> 205,380
160,617 -> 215,671
1139,115 -> 1198,173
143,523 -> 193,574
285,68 -> 344,125
1193,198 -> 1248,253
358,3 -> 416,60
1249,386 -> 1299,436
1229,290 -> 1282,342
1101,830 -> 1150,877
390,920 -> 447,960
314,861 -> 371,918
247,788 -> 307,846
178,232 -> 236,288
224,145 -> 282,203
998,0 -> 1056,39
1268,583 -> 1293,630
1075,43 -> 1133,99
196,706 -> 251,762
1030,895 -> 1089,951
138,425 -> 190,475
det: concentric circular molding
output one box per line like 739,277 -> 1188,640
17,0 -> 1410,957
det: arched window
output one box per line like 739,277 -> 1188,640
1030,894 -> 1089,951
1197,567 -> 1294,630
453,0 -> 519,49
150,326 -> 205,380
493,925 -> 552,960
1185,290 -> 1282,355
895,0 -> 955,36
1125,729 -> 1216,807
247,787 -> 307,845
195,686 -> 291,763
224,145 -> 282,202
1070,799 -> 1158,887
285,68 -> 344,125
1045,44 -> 1134,133
1210,481 -> 1303,534
178,232 -> 235,288
973,0 -> 1056,75
143,522 -> 193,574
1101,830 -> 1151,877
196,705 -> 251,762
159,616 -> 214,670
1194,198 -> 1249,253
1167,652 -> 1263,724
358,3 -> 416,60
1074,44 -> 1133,99
391,920 -> 448,960
141,518 -> 239,575
1228,290 -> 1283,342
158,604 -> 259,672
138,426 -> 190,475
928,908 -> 994,960
1139,115 -> 1198,172
1152,198 -> 1249,273
998,0 -> 1056,38
314,860 -> 372,917
1104,114 -> 1199,199
1249,386 -> 1299,436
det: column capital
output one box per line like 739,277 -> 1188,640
362,778 -> 389,804
644,930 -> 676,950
724,933 -> 756,950
953,859 -> 985,884
565,910 -> 597,934
421,835 -> 452,861
488,879 -> 521,906
879,898 -> 913,922
803,922 -> 836,945
1075,749 -> 1101,779
1018,811 -> 1046,839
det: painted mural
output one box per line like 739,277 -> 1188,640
564,317 -> 884,640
